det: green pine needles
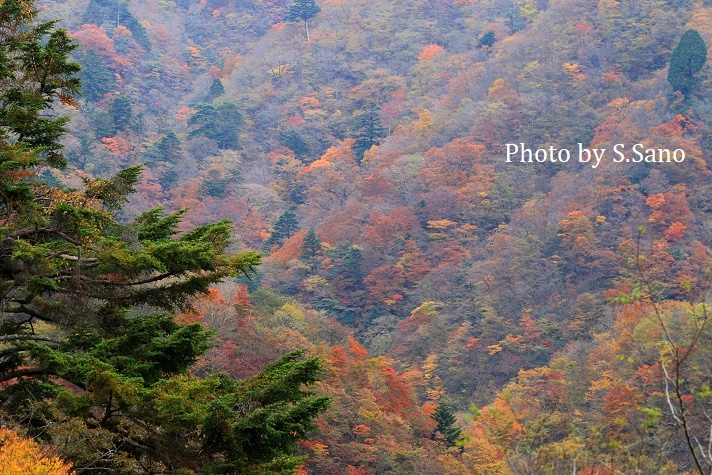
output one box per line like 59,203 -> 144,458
432,399 -> 462,447
0,1 -> 328,472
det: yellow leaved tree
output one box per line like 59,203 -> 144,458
0,429 -> 74,475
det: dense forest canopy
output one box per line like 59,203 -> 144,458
0,0 -> 711,472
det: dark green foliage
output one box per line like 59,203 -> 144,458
668,29 -> 707,95
199,168 -> 232,197
188,102 -> 243,149
273,152 -> 307,204
110,96 -> 133,131
432,399 -> 462,447
143,130 -> 182,163
265,209 -> 300,249
285,0 -> 321,27
280,129 -> 312,160
478,30 -> 495,48
83,163 -> 142,208
76,51 -> 113,102
133,207 -> 186,241
160,168 -> 179,188
157,130 -> 181,161
506,8 -> 525,33
328,242 -> 365,289
352,102 -> 387,164
65,134 -> 95,169
209,77 -> 225,97
92,110 -> 117,138
274,209 -> 300,239
199,351 -> 330,473
64,314 -> 211,385
0,0 -> 81,169
9,342 -> 328,473
301,227 -> 322,270
314,297 -> 358,325
36,169 -> 62,188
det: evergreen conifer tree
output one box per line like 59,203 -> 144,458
328,243 -> 365,289
478,30 -> 495,48
285,0 -> 321,41
209,77 -> 225,97
0,2 -> 328,471
110,95 -> 133,130
506,8 -> 525,33
432,399 -> 462,447
668,29 -> 707,96
265,209 -> 300,250
157,129 -> 181,162
352,102 -> 387,164
188,102 -> 243,149
301,227 -> 322,270
280,129 -> 312,160
76,51 -> 113,102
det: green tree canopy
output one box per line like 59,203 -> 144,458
668,29 -> 707,96
300,227 -> 322,271
478,30 -> 495,48
76,51 -> 113,102
279,130 -> 312,160
285,0 -> 321,41
110,95 -> 133,131
432,399 -> 462,447
188,102 -> 243,149
265,209 -> 300,250
327,243 -> 364,290
0,0 -> 80,168
157,129 -> 181,161
352,102 -> 387,164
199,167 -> 232,197
209,77 -> 225,97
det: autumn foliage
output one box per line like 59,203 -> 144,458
0,429 -> 74,475
34,0 -> 712,472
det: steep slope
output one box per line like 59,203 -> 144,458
35,0 -> 712,472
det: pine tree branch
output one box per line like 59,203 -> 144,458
0,345 -> 42,358
57,254 -> 98,263
0,334 -> 60,344
0,367 -> 46,383
5,228 -> 81,246
2,304 -> 56,323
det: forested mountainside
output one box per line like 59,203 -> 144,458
1,0 -> 711,472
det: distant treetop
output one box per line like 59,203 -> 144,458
668,29 -> 707,96
285,0 -> 321,41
